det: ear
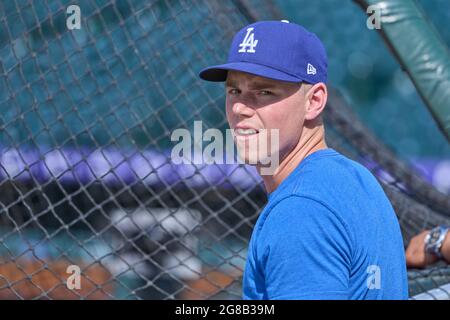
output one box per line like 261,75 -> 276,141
304,83 -> 327,121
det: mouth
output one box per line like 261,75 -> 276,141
234,128 -> 259,136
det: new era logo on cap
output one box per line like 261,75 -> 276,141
307,63 -> 317,75
199,20 -> 328,84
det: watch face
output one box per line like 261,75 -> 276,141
428,229 -> 441,245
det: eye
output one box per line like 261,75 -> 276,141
227,88 -> 240,95
259,90 -> 273,96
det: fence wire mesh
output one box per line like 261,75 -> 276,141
0,0 -> 449,299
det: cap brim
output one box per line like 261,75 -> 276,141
199,62 -> 302,83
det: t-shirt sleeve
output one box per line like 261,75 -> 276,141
257,195 -> 354,300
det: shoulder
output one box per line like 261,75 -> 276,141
264,195 -> 338,224
274,151 -> 387,218
294,151 -> 377,190
271,150 -> 378,202
257,195 -> 354,249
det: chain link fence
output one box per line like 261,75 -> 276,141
0,0 -> 449,299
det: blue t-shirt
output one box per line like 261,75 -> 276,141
242,148 -> 408,300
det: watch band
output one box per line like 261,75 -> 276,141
425,225 -> 450,258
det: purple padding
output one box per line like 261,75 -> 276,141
410,158 -> 450,194
0,147 -> 262,190
0,147 -> 447,193
359,157 -> 450,194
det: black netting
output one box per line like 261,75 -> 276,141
0,0 -> 449,300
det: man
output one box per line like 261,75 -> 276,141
199,20 -> 408,299
406,226 -> 450,268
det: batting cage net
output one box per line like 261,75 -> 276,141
0,0 -> 449,299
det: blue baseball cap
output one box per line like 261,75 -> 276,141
199,20 -> 327,84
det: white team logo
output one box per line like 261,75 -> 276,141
307,63 -> 317,75
238,27 -> 258,53
367,265 -> 381,289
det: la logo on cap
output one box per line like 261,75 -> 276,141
238,27 -> 258,53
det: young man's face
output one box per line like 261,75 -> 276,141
225,70 -> 308,167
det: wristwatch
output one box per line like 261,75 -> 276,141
424,225 -> 450,258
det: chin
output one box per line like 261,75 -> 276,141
234,132 -> 280,168
236,146 -> 259,165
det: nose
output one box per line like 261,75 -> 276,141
232,101 -> 255,118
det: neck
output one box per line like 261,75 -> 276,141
258,123 -> 327,194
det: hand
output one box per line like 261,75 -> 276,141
405,230 -> 439,269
